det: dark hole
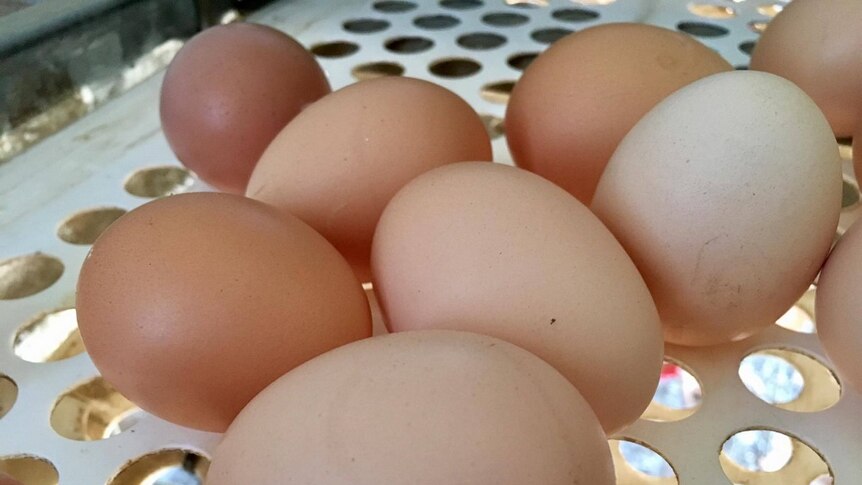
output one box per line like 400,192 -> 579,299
414,14 -> 460,29
735,65 -> 749,70
842,178 -> 860,209
457,32 -> 507,50
677,21 -> 729,37
531,28 -> 573,44
343,18 -> 390,33
352,62 -> 405,81
440,0 -> 483,9
310,41 -> 359,58
373,1 -> 417,13
507,52 -> 538,70
385,36 -> 434,53
482,12 -> 529,26
552,8 -> 599,22
429,58 -> 481,78
739,41 -> 756,55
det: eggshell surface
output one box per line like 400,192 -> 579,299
592,71 -> 841,346
247,77 -> 492,282
160,23 -> 330,193
506,23 -> 731,203
371,162 -> 663,433
816,221 -> 862,393
76,193 -> 371,432
750,0 -> 862,136
209,330 -> 615,485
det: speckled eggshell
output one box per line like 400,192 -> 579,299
592,71 -> 841,346
247,77 -> 492,282
76,193 -> 371,432
371,162 -> 663,434
208,330 -> 615,485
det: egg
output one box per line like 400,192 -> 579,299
750,0 -> 862,136
76,193 -> 371,431
160,23 -> 330,193
506,23 -> 731,203
371,162 -> 663,433
815,220 -> 862,393
855,128 -> 861,181
247,77 -> 492,282
592,71 -> 841,346
0,473 -> 22,485
208,330 -> 614,485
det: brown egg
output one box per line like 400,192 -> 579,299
0,473 -> 22,485
371,162 -> 663,433
750,0 -> 862,136
592,71 -> 841,346
506,23 -> 731,203
160,23 -> 330,193
247,77 -> 492,282
816,220 -> 862,393
76,193 -> 370,431
855,128 -> 861,181
209,330 -> 615,485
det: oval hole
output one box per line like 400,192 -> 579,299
677,21 -> 729,37
310,41 -> 359,58
739,41 -> 756,55
553,8 -> 599,22
0,456 -> 59,485
687,3 -> 736,19
749,20 -> 768,33
429,58 -> 481,78
506,0 -> 548,7
739,348 -> 840,412
641,359 -> 703,422
352,61 -> 404,81
842,176 -> 860,209
123,166 -> 193,198
480,81 -> 516,104
720,429 -> 831,483
0,253 -> 64,300
343,18 -> 390,34
440,0 -> 483,9
50,376 -> 141,441
482,12 -> 529,27
57,207 -> 125,245
108,449 -> 209,485
457,32 -> 507,50
610,439 -> 678,484
0,375 -> 17,420
507,52 -> 538,71
414,14 -> 459,30
385,36 -> 434,53
373,0 -> 416,13
531,28 -> 573,44
757,3 -> 784,17
14,308 -> 84,363
479,115 -> 504,140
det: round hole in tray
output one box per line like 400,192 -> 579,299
0,253 -> 64,300
482,12 -> 529,27
687,3 -> 736,19
552,7 -> 599,22
757,3 -> 784,17
440,0 -> 482,9
739,40 -> 756,55
837,137 -> 853,160
13,308 -> 84,363
123,166 -> 193,198
310,40 -> 359,58
352,61 -> 405,81
429,58 -> 481,78
842,175 -> 860,209
531,27 -> 573,44
506,0 -> 547,7
50,376 -> 141,441
0,375 -> 17,420
507,52 -> 538,70
748,20 -> 768,33
641,358 -> 703,422
0,456 -> 58,485
343,18 -> 390,34
677,21 -> 729,37
108,449 -> 210,485
385,36 -> 434,53
739,348 -> 840,412
776,301 -> 815,334
373,0 -> 417,13
457,32 -> 507,50
720,428 -> 831,482
56,207 -> 126,245
480,81 -> 516,104
611,439 -> 678,484
480,115 -> 504,140
414,14 -> 460,30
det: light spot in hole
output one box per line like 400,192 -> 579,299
56,207 -> 125,245
837,137 -> 852,160
641,359 -> 702,422
480,81 -> 516,104
677,21 -> 729,37
0,375 -> 17,420
123,166 -> 193,198
429,58 -> 481,78
50,376 -> 141,441
351,61 -> 404,81
739,40 -> 756,55
720,429 -> 831,483
343,18 -> 390,34
458,32 -> 507,50
757,3 -> 784,17
842,175 -> 860,209
440,0 -> 483,9
107,449 -> 209,485
552,8 -> 600,22
0,456 -> 58,485
531,27 -> 573,44
13,308 -> 84,363
385,36 -> 434,53
414,14 -> 459,30
373,0 -> 417,13
0,253 -> 64,300
749,20 -> 768,33
687,3 -> 736,19
776,305 -> 815,334
482,12 -> 529,27
480,115 -> 504,139
506,0 -> 548,7
739,348 -> 841,412
310,41 -> 359,58
507,52 -> 538,71
610,439 -> 678,483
